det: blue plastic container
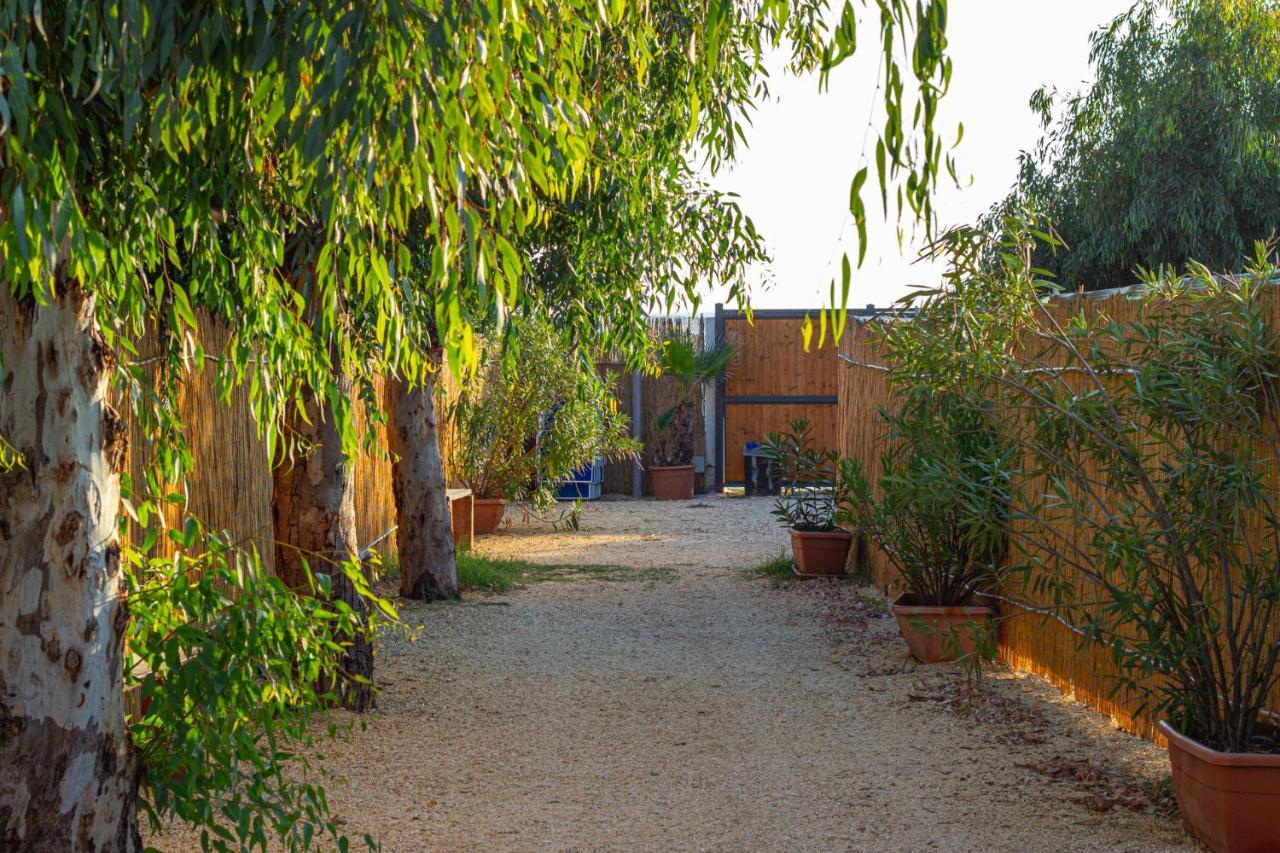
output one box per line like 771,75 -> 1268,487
555,456 -> 605,500
556,480 -> 603,500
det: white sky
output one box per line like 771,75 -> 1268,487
700,0 -> 1134,311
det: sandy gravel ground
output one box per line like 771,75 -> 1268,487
476,494 -> 786,570
155,495 -> 1196,852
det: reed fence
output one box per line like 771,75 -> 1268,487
837,288 -> 1280,741
601,315 -> 708,496
122,312 -> 458,573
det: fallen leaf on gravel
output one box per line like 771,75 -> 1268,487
1018,757 -> 1177,816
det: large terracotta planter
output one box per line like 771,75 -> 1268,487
473,498 -> 508,535
650,464 -> 694,501
1159,720 -> 1280,853
890,593 -> 995,663
789,528 -> 852,577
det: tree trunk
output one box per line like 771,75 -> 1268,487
271,378 -> 374,712
388,368 -> 458,600
0,286 -> 139,851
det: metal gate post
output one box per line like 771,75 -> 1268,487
630,370 -> 643,498
713,303 -> 725,493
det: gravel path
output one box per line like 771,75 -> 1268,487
327,496 -> 1191,851
154,495 -> 1195,851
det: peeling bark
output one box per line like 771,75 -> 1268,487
0,285 -> 140,851
388,367 -> 458,601
271,377 -> 374,712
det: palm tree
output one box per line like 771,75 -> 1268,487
651,330 -> 735,467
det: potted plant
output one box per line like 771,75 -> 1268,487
648,329 -> 734,500
840,391 -> 1006,662
900,223 -> 1280,851
985,276 -> 1280,853
451,314 -> 637,534
761,419 -> 852,576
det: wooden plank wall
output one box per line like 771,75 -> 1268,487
122,312 -> 458,573
837,292 -> 1280,741
723,315 -> 840,483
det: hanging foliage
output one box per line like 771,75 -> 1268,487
0,0 -> 955,847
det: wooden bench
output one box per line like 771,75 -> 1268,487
447,488 -> 474,552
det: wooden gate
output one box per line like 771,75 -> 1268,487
713,306 -> 870,488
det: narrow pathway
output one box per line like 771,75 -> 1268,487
323,496 -> 1192,852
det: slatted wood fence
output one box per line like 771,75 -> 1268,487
714,307 -> 871,487
598,311 -> 848,496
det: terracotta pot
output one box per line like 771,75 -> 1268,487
650,464 -> 695,501
789,528 -> 852,577
890,593 -> 995,664
473,498 -> 508,535
1159,719 -> 1280,853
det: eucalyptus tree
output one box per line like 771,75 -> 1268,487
0,1 -> 954,849
518,0 -> 824,358
522,0 -> 958,357
517,1 -> 789,359
383,0 -> 793,591
0,1 -> 643,846
268,233 -> 379,709
388,356 -> 460,600
991,0 -> 1280,290
385,0 -> 958,595
386,233 -> 461,602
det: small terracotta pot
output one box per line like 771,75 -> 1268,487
890,593 -> 995,663
650,464 -> 695,501
1160,719 -> 1280,853
473,498 -> 508,535
789,528 -> 852,576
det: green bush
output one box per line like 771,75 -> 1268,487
128,521 -> 395,850
906,217 -> 1280,753
990,0 -> 1280,290
762,419 -> 845,532
450,313 -> 638,508
838,392 -> 1008,606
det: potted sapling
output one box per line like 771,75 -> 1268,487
839,392 -> 1006,662
762,419 -> 852,576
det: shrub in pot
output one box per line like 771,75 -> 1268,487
761,419 -> 852,577
649,330 -> 734,500
451,314 -> 638,533
839,391 -> 1007,663
1005,274 -> 1280,853
907,220 -> 1280,851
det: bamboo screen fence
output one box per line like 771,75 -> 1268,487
600,316 -> 707,496
122,312 -> 459,573
837,288 -> 1280,740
